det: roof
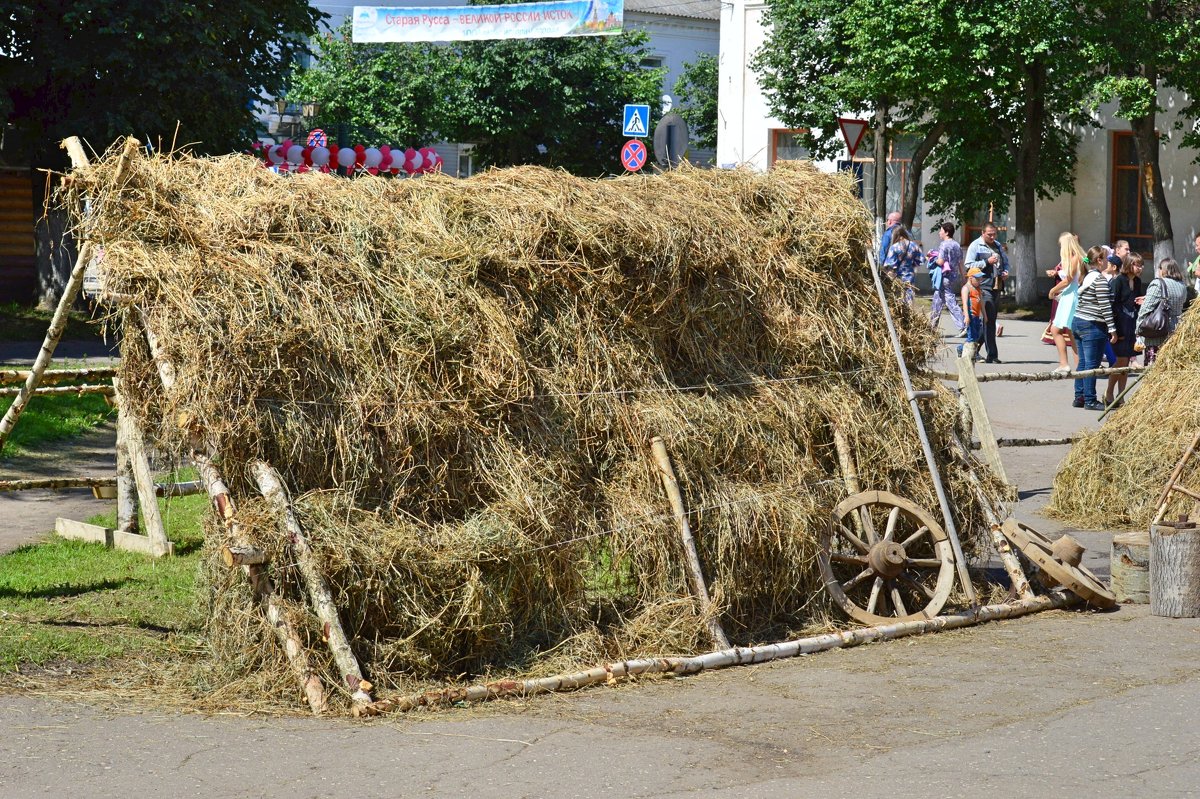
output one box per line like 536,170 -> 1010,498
622,0 -> 721,21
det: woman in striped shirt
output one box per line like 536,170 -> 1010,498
1070,248 -> 1117,410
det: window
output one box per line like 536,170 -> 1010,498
1111,132 -> 1154,253
640,56 -> 664,70
961,206 -> 1008,248
853,135 -> 921,234
459,147 -> 475,178
769,129 -> 810,166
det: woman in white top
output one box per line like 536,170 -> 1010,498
1047,232 -> 1084,375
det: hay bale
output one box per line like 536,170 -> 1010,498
69,140 -> 998,706
1047,304 -> 1200,530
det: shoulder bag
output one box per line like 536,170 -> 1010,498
1137,279 -> 1171,338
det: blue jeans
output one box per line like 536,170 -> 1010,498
1071,320 -> 1108,403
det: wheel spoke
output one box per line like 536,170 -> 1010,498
907,558 -> 943,568
900,525 -> 930,548
898,573 -> 936,600
889,582 -> 908,616
866,576 -> 884,613
859,507 -> 879,544
831,552 -> 868,566
841,568 -> 873,592
883,506 -> 901,541
836,523 -> 870,554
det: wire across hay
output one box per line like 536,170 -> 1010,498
69,141 -> 1001,709
1047,304 -> 1200,530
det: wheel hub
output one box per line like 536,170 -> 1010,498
868,540 -> 907,578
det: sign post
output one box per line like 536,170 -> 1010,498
837,118 -> 869,158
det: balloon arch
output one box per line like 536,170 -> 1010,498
251,139 -> 444,176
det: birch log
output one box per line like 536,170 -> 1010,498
355,593 -> 1075,716
0,367 -> 118,385
0,137 -> 137,454
251,461 -> 374,704
927,366 -> 1144,383
1150,521 -> 1200,618
648,437 -> 730,651
0,384 -> 114,397
112,379 -> 170,557
114,393 -> 139,534
194,454 -> 327,715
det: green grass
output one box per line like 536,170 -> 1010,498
0,393 -> 116,458
0,492 -> 208,671
0,302 -> 104,343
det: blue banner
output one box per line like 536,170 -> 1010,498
352,2 -> 624,43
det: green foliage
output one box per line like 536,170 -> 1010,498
0,495 -> 208,671
289,22 -> 663,175
674,52 -> 719,151
0,1 -> 324,167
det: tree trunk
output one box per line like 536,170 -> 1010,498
1011,59 -> 1045,307
873,104 -> 889,255
901,121 -> 947,233
1131,106 -> 1174,262
1150,522 -> 1200,617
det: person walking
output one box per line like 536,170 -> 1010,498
1136,257 -> 1190,365
1070,253 -> 1117,410
964,223 -> 1009,363
1047,232 -> 1084,375
883,224 -> 922,305
929,221 -> 965,333
958,267 -> 986,360
1104,252 -> 1145,406
877,211 -> 901,266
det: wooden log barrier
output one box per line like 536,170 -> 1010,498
252,460 -> 375,705
0,367 -> 118,385
0,384 -> 114,397
1150,518 -> 1200,618
1111,531 -> 1150,604
928,365 -> 1145,383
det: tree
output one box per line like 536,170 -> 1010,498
752,0 -> 966,240
0,2 -> 324,168
1091,0 -> 1200,262
289,25 -> 663,176
674,53 -> 718,151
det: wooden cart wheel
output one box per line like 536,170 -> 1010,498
1000,519 -> 1117,609
819,490 -> 956,624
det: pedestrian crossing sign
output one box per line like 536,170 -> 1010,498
623,104 -> 650,138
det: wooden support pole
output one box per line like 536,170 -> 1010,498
1152,431 -> 1200,525
830,423 -> 861,495
950,433 -> 1034,601
194,453 -> 327,715
251,460 -> 374,705
648,438 -> 731,651
354,593 -> 1076,716
112,379 -> 171,557
956,351 -> 1011,490
114,386 -> 139,534
0,137 -> 137,454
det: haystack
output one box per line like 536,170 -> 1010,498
1047,303 -> 1200,529
67,141 -> 1001,709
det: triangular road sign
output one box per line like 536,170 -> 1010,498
837,118 -> 869,158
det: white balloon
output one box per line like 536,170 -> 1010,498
364,147 -> 382,169
337,147 -> 356,168
310,146 -> 330,167
286,145 -> 304,165
409,151 -> 424,173
267,145 -> 285,165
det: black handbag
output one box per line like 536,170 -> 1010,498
1137,279 -> 1171,338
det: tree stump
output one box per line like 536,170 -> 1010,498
1111,531 -> 1149,604
1150,519 -> 1200,617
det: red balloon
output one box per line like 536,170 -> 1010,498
302,146 -> 313,166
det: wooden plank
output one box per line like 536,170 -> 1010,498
55,517 -> 113,546
54,517 -> 173,556
957,351 -> 1011,489
113,378 -> 172,557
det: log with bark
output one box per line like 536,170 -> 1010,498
1150,518 -> 1200,618
0,384 -> 114,397
0,368 -> 118,385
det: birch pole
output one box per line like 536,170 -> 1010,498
0,137 -> 137,453
112,378 -> 169,556
251,461 -> 374,705
649,437 -> 731,650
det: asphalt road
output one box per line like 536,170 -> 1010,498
3,318 -> 1196,799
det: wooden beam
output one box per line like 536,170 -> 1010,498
55,517 -> 174,556
112,378 -> 172,558
956,351 -> 1011,490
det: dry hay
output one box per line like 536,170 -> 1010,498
68,139 -> 1002,710
1047,302 -> 1200,530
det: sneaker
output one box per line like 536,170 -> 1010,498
1052,365 -> 1071,375
985,357 -> 1002,364
955,328 -> 968,337
1072,397 -> 1085,408
1084,401 -> 1106,411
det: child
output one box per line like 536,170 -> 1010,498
957,266 -> 986,360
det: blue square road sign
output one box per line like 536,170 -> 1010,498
623,104 -> 650,138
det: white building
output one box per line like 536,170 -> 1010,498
717,0 -> 1200,269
